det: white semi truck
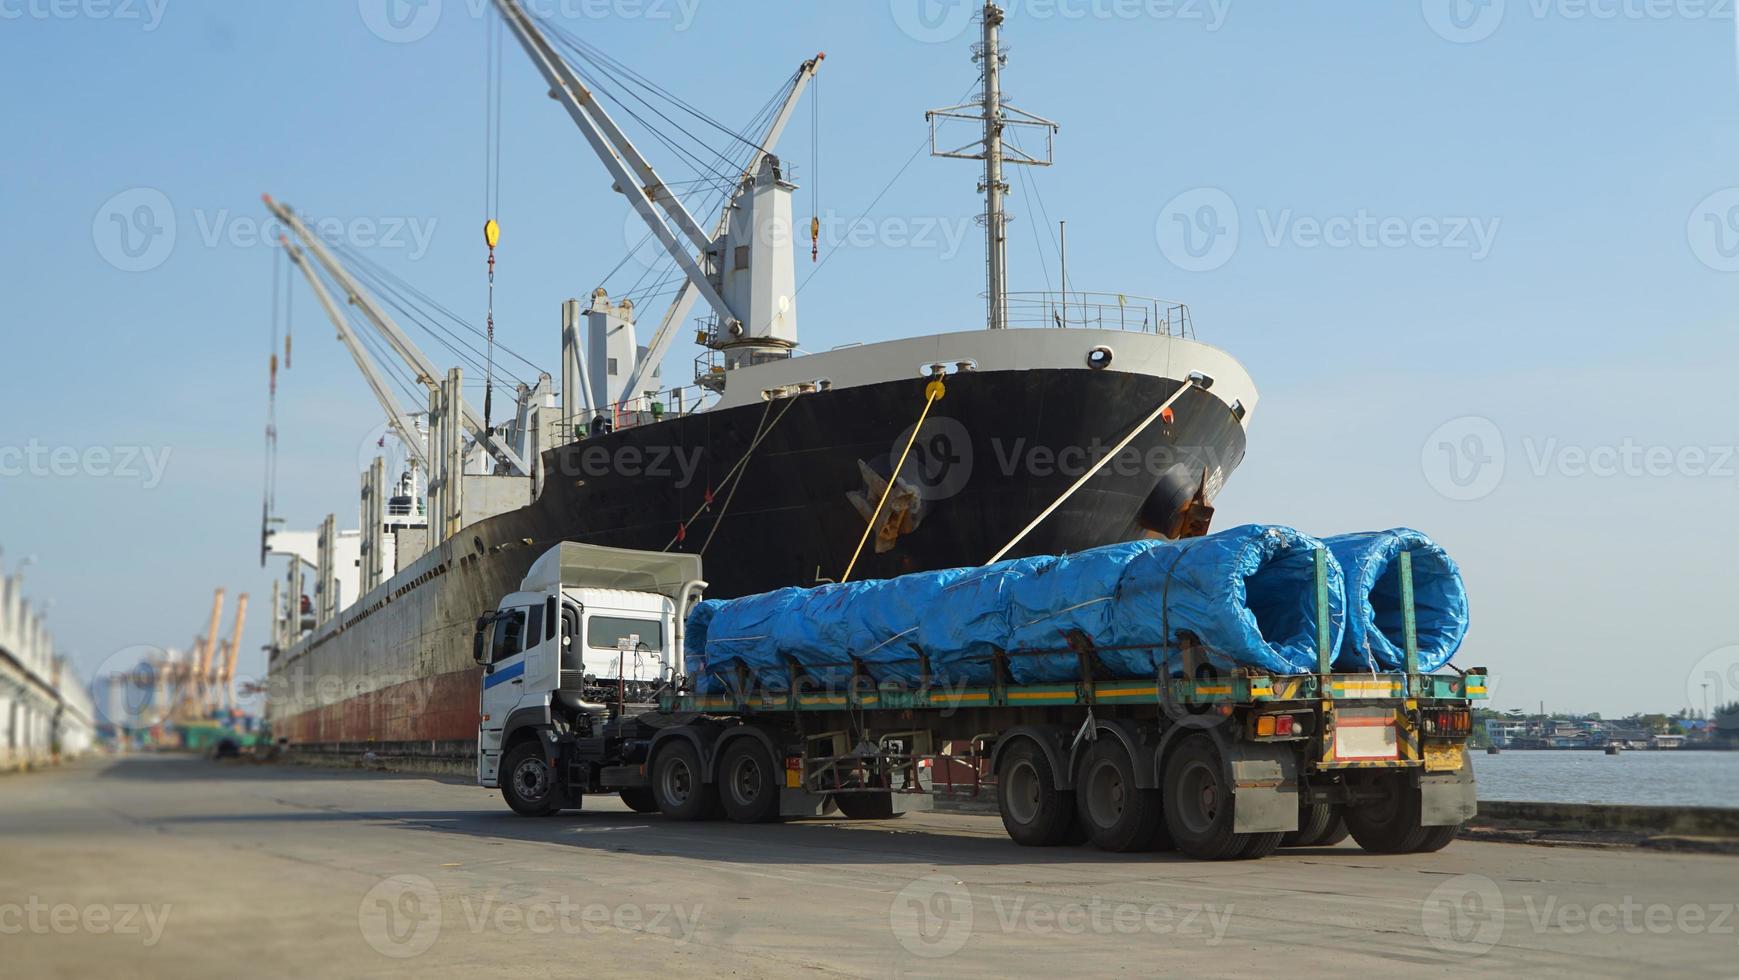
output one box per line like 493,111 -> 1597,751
474,543 -> 1484,860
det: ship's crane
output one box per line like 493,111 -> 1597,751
188,588 -> 225,719
490,0 -> 820,397
277,238 -> 430,472
264,195 -> 531,477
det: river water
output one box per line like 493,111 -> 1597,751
1472,750 -> 1739,809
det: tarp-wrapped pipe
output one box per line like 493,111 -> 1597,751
1326,529 -> 1469,673
683,524 -> 1354,693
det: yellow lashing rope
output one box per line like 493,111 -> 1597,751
841,378 -> 946,583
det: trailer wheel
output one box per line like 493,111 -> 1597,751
1163,734 -> 1266,861
1411,823 -> 1461,853
1074,739 -> 1167,852
718,739 -> 782,824
1318,813 -> 1351,846
996,740 -> 1077,847
618,787 -> 659,814
836,793 -> 902,820
501,741 -> 567,817
652,740 -> 720,822
1282,802 -> 1339,847
1345,774 -> 1429,853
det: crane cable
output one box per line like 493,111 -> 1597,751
810,72 -> 821,263
482,13 -> 504,429
841,378 -> 947,583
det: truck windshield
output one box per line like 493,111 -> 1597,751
587,615 -> 663,653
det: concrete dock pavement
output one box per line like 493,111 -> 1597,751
4,755 -> 1737,978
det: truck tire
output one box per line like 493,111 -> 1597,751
718,739 -> 783,824
1163,734 -> 1267,861
997,739 -> 1078,847
1412,823 -> 1461,853
836,793 -> 902,820
1345,774 -> 1429,854
1318,813 -> 1351,846
502,741 -> 568,817
618,787 -> 659,813
652,740 -> 720,822
1075,739 -> 1167,853
1282,802 -> 1338,847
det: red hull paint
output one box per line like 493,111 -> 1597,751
274,669 -> 480,746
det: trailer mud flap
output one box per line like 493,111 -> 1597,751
1418,747 -> 1478,827
1228,742 -> 1300,834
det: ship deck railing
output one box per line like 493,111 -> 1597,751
1003,291 -> 1195,338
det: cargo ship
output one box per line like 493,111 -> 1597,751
262,1 -> 1257,763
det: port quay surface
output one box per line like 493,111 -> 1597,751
5,755 -> 1735,978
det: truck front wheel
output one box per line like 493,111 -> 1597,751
996,740 -> 1077,847
718,739 -> 783,824
652,740 -> 720,821
502,741 -> 568,817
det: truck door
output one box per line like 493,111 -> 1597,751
476,606 -> 530,785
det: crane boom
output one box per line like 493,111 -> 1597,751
265,195 -> 530,476
220,593 -> 248,711
618,53 -> 825,407
281,239 -> 430,472
193,589 -> 224,715
489,0 -> 742,333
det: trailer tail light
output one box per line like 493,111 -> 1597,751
785,755 -> 803,790
1423,707 -> 1473,738
1254,713 -> 1304,739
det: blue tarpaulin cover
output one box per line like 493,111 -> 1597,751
684,524 -> 1350,692
1325,529 -> 1468,672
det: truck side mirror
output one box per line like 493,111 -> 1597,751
473,614 -> 495,665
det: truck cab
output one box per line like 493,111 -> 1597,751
473,544 -> 704,814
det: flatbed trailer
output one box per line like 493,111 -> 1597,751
476,544 -> 1485,860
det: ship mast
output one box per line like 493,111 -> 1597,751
927,3 -> 1057,330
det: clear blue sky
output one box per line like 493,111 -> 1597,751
2,0 -> 1736,718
